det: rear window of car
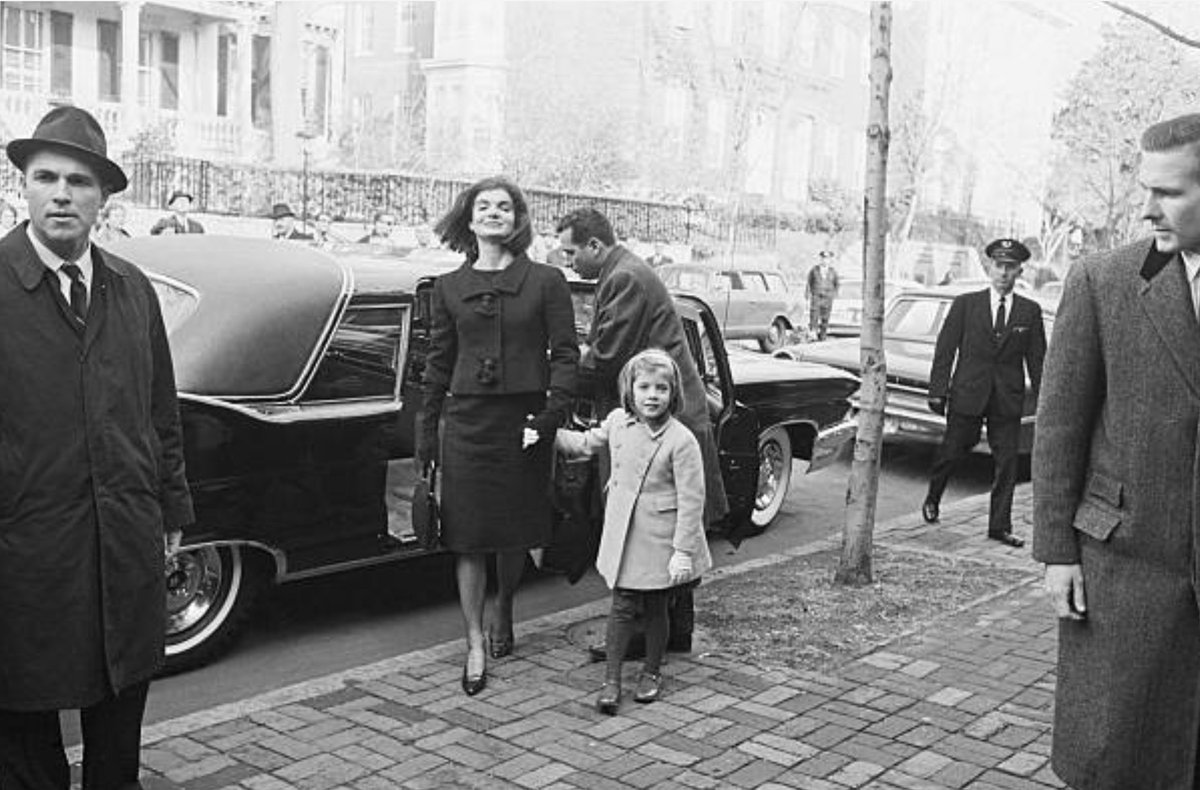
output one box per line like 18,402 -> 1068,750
149,276 -> 200,335
763,273 -> 788,293
304,303 -> 407,401
884,297 -> 947,339
739,272 -> 768,292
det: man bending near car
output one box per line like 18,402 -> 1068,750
555,207 -> 728,661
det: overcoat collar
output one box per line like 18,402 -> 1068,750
5,220 -> 130,293
596,244 -> 632,286
459,252 -> 533,299
2,220 -> 127,351
1136,239 -> 1200,402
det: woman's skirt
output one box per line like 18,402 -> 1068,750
439,392 -> 553,553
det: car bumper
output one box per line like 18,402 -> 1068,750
811,414 -> 858,472
856,398 -> 1036,454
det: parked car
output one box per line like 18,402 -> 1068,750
774,283 -> 1054,454
656,262 -> 803,351
826,277 -> 922,338
110,236 -> 859,672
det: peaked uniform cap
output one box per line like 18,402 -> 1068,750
985,238 -> 1031,264
7,106 -> 128,193
167,189 -> 194,207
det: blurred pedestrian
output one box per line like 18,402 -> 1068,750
1034,113 -> 1200,789
0,106 -> 193,790
556,206 -> 727,663
556,350 -> 711,715
645,242 -> 674,268
806,250 -> 840,340
0,201 -> 18,235
311,212 -> 344,248
92,199 -> 130,246
149,189 -> 204,235
922,238 -> 1046,547
416,176 -> 578,696
270,202 -> 312,241
358,210 -> 397,245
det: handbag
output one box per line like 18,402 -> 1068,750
412,463 -> 441,551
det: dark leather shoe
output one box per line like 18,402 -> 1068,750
461,667 -> 487,696
633,672 -> 663,704
596,680 -> 621,715
988,532 -> 1025,548
489,631 -> 514,659
922,500 -> 939,524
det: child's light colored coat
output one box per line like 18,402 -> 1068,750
556,408 -> 712,590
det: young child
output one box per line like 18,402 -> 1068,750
555,348 -> 712,715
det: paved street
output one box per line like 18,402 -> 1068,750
88,484 -> 1066,790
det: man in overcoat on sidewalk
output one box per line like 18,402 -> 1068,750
922,238 -> 1046,547
556,207 -> 727,660
0,107 -> 193,790
1034,113 -> 1200,789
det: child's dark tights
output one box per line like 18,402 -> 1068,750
605,587 -> 670,681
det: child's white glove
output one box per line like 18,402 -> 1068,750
668,551 -> 693,586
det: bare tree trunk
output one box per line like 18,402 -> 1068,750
835,1 -> 892,587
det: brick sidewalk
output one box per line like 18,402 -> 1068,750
119,485 -> 1065,790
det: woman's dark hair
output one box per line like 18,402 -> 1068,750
434,176 -> 533,262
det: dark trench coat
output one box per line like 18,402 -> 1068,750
0,225 -> 193,711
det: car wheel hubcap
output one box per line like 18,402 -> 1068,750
756,439 -> 786,510
165,546 -> 226,636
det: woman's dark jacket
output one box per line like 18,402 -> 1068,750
419,254 -> 579,449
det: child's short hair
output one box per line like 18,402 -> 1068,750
619,349 -> 683,416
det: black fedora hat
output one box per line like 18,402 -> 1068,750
166,189 -> 194,207
7,106 -> 128,193
270,202 -> 296,220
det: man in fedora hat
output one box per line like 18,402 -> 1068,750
270,202 -> 312,242
921,237 -> 1046,547
0,106 -> 193,789
149,188 -> 204,235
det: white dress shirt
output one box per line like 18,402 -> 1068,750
27,224 -> 93,305
1182,250 -> 1200,320
989,287 -> 1011,330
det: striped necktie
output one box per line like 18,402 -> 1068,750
60,263 -> 88,323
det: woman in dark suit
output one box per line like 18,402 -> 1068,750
417,176 -> 578,695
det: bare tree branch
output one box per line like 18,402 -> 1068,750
1104,2 -> 1200,49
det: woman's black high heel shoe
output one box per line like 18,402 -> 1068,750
462,648 -> 487,696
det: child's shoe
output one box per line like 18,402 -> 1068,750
596,680 -> 621,715
633,671 -> 662,704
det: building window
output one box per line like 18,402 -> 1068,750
216,33 -> 234,116
97,19 -> 120,101
252,34 -> 271,129
2,7 -> 43,93
138,32 -> 152,105
396,2 -> 415,52
745,111 -> 777,195
301,41 -> 330,136
705,98 -> 726,165
49,11 -> 71,97
159,31 -> 178,109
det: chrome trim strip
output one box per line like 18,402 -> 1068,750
276,548 -> 427,582
178,392 -> 401,424
811,417 -> 857,472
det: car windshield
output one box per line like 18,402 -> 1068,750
674,270 -> 711,291
149,276 -> 200,335
884,297 -> 946,339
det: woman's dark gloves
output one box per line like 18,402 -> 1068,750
525,410 -> 563,443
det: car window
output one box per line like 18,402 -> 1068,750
764,273 -> 788,293
884,298 -> 946,339
571,289 -> 595,341
304,303 -> 407,401
675,270 -> 711,291
658,269 -> 679,287
740,272 -> 768,292
149,277 -> 200,335
714,272 -> 734,292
